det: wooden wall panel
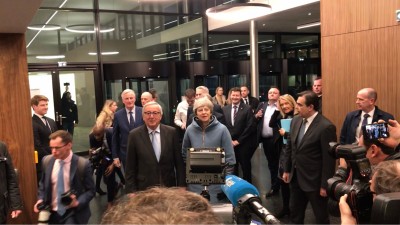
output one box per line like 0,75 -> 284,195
0,34 -> 37,224
322,20 -> 400,138
321,0 -> 400,36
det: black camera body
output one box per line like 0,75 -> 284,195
89,147 -> 111,170
327,143 -> 373,224
61,189 -> 76,206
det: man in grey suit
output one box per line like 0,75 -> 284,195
125,102 -> 185,194
222,87 -> 256,183
112,89 -> 144,169
282,91 -> 336,224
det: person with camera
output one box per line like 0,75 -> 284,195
89,124 -> 120,209
34,130 -> 95,224
0,141 -> 22,224
339,160 -> 400,225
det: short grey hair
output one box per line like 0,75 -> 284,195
121,89 -> 136,98
143,101 -> 163,115
196,86 -> 209,95
193,97 -> 213,114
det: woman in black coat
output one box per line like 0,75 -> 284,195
269,94 -> 298,219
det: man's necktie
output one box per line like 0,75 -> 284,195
297,119 -> 307,146
233,105 -> 238,125
57,160 -> 66,216
43,116 -> 52,132
151,131 -> 161,161
361,114 -> 370,127
129,111 -> 134,129
244,98 -> 249,105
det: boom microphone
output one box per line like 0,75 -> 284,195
221,175 -> 281,225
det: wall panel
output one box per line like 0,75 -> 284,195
321,1 -> 400,139
0,34 -> 37,224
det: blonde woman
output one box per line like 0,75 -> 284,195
212,87 -> 226,107
96,100 -> 118,128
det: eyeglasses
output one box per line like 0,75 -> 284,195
50,143 -> 68,150
144,111 -> 161,116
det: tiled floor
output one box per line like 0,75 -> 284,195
87,145 -> 340,224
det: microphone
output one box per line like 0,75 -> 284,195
221,175 -> 281,225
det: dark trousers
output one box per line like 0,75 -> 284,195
48,209 -> 76,224
62,122 -> 75,136
233,144 -> 255,183
281,180 -> 290,211
262,137 -> 280,191
289,170 -> 329,224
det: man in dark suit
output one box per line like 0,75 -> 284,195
312,77 -> 322,113
282,91 -> 337,224
222,87 -> 256,183
255,87 -> 281,197
112,89 -> 144,169
34,130 -> 95,224
31,95 -> 59,182
340,88 -> 394,145
240,85 -> 259,112
125,102 -> 185,193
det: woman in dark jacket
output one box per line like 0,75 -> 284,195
61,91 -> 78,135
269,94 -> 298,219
0,141 -> 22,223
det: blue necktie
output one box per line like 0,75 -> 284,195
57,160 -> 66,216
129,111 -> 134,129
151,131 -> 161,161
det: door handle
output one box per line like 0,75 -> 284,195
59,114 -> 63,126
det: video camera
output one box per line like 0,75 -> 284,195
89,147 -> 111,170
185,147 -> 227,200
327,143 -> 373,224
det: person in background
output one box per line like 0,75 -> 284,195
0,141 -> 22,224
212,86 -> 227,107
140,92 -> 154,107
174,88 -> 195,141
61,91 -> 78,135
101,187 -> 222,224
269,94 -> 298,218
312,77 -> 322,113
96,100 -> 118,128
31,95 -> 59,183
240,85 -> 259,113
182,97 -> 235,203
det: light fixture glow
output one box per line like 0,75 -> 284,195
36,55 -> 65,59
65,24 -> 115,33
206,3 -> 272,21
27,24 -> 61,31
297,21 -> 321,30
88,51 -> 119,55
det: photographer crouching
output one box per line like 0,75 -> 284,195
89,125 -> 123,209
328,120 -> 400,224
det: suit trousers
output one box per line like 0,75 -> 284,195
289,170 -> 330,224
233,144 -> 254,183
262,137 -> 280,191
48,209 -> 77,224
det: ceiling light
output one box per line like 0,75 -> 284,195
65,24 -> 115,33
297,21 -> 321,30
36,55 -> 65,59
88,51 -> 119,55
206,3 -> 272,21
27,24 -> 61,31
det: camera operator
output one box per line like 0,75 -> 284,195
339,160 -> 400,225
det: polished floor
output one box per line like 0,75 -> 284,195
87,145 -> 340,224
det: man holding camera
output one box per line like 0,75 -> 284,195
339,160 -> 400,225
34,130 -> 95,224
340,88 -> 394,145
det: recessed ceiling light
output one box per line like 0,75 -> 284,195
36,55 -> 65,59
28,24 -> 61,31
88,51 -> 119,55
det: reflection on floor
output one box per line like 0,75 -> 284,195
87,145 -> 340,224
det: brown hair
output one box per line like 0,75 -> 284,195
31,95 -> 49,106
49,130 -> 72,144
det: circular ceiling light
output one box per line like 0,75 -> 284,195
27,24 -> 61,31
65,24 -> 115,33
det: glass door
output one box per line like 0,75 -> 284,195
28,69 -> 97,153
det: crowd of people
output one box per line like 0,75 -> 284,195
1,78 -> 400,225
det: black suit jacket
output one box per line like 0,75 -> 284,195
125,124 -> 186,193
254,102 -> 280,144
340,106 -> 394,144
32,115 -> 58,161
222,103 -> 256,144
283,113 -> 337,191
241,96 -> 259,112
